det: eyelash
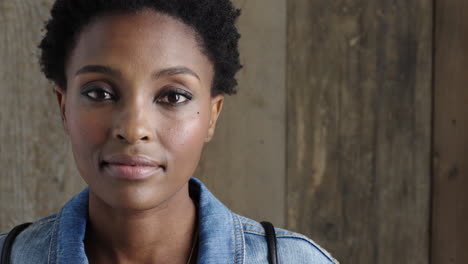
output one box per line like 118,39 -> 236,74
156,88 -> 193,105
81,86 -> 115,101
81,85 -> 193,106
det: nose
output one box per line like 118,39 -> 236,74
113,104 -> 154,144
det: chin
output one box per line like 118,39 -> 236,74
92,182 -> 172,212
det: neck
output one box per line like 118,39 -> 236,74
84,182 -> 197,264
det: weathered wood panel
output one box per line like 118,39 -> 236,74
286,0 -> 432,263
0,0 -> 85,232
432,0 -> 468,263
195,0 -> 287,227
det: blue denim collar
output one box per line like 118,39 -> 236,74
49,185 -> 89,264
191,178 -> 244,263
49,178 -> 244,264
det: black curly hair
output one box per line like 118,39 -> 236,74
39,0 -> 242,96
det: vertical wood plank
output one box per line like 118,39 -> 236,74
195,0 -> 287,227
286,0 -> 432,262
0,0 -> 85,232
432,0 -> 468,263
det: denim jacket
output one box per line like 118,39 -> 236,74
0,178 -> 338,263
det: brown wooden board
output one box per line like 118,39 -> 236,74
0,0 -> 85,232
286,0 -> 432,262
432,0 -> 468,263
194,0 -> 287,227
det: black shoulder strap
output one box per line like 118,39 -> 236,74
1,223 -> 32,264
260,221 -> 278,264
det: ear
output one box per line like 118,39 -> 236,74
53,86 -> 69,134
205,94 -> 224,142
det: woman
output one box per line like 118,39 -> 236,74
0,0 -> 338,263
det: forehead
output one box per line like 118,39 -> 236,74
66,9 -> 213,82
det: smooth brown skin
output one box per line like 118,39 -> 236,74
54,9 -> 224,264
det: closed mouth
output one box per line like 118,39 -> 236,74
100,162 -> 165,181
100,154 -> 166,171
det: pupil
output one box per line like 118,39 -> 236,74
169,94 -> 180,103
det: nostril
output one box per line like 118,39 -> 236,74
114,132 -> 151,143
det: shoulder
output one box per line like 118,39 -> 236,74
0,214 -> 57,263
235,214 -> 339,264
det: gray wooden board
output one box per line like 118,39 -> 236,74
286,0 -> 432,262
432,0 -> 468,263
0,0 -> 85,232
194,0 -> 287,227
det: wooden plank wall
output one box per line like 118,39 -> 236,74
432,0 -> 468,263
286,0 -> 432,263
194,0 -> 287,227
0,0 -> 85,231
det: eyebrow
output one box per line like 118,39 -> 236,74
75,65 -> 200,80
153,67 -> 200,80
75,65 -> 121,78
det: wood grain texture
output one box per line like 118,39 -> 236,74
194,0 -> 287,227
432,0 -> 468,263
286,0 -> 432,263
0,0 -> 85,232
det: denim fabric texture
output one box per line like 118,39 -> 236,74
0,178 -> 338,263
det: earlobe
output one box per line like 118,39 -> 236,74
53,86 -> 68,133
205,94 -> 224,142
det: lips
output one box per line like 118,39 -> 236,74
101,154 -> 164,180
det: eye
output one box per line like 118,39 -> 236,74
156,88 -> 192,106
81,85 -> 115,101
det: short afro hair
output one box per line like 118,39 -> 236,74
39,0 -> 242,96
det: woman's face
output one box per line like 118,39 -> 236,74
55,10 -> 224,210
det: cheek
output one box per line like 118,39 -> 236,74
67,108 -> 109,156
163,112 -> 210,168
